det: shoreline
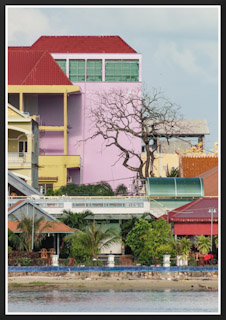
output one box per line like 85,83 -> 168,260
8,276 -> 218,292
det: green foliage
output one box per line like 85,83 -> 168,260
115,184 -> 128,195
8,246 -> 12,252
18,257 -> 32,266
120,216 -> 140,244
195,235 -> 211,254
155,244 -> 176,262
8,228 -> 25,251
59,210 -> 94,231
188,256 -> 197,266
64,221 -> 120,263
16,214 -> 53,252
126,218 -> 175,265
65,232 -> 91,263
46,182 -> 115,196
174,237 -> 192,256
126,218 -> 151,258
214,235 -> 218,248
166,167 -> 180,177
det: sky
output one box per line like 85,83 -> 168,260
6,5 -> 220,152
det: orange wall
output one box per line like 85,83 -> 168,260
181,156 -> 218,177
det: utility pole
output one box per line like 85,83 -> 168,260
32,199 -> 34,251
208,208 -> 216,253
166,209 -> 169,224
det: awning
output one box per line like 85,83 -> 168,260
146,177 -> 204,198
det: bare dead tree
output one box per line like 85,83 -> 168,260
85,87 -> 186,187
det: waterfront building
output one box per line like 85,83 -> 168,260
8,36 -> 142,192
164,197 -> 218,238
8,199 -> 74,255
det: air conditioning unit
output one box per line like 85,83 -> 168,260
67,176 -> 72,183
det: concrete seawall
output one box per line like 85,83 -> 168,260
8,266 -> 218,280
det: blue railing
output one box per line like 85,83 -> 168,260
8,266 -> 218,272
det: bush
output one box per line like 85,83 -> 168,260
18,257 -> 32,266
188,256 -> 197,266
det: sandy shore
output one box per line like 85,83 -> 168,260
8,276 -> 218,292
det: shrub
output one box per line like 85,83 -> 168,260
18,257 -> 32,266
188,256 -> 197,266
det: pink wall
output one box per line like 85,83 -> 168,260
79,82 -> 142,189
39,52 -> 142,189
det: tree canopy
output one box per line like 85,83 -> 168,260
85,87 -> 184,187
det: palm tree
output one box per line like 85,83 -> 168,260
79,221 -> 120,259
8,228 -> 25,251
17,214 -> 53,252
195,235 -> 211,255
59,210 -> 94,231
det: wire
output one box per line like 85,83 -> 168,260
44,175 -> 138,190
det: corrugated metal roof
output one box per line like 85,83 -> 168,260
8,171 -> 42,196
29,35 -> 137,53
169,197 -> 218,222
8,50 -> 72,85
146,177 -> 204,198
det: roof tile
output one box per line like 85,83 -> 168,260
8,50 -> 72,85
30,35 -> 137,53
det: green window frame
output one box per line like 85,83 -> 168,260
55,59 -> 66,75
69,60 -> 85,82
105,60 -> 139,82
87,60 -> 102,82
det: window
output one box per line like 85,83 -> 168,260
39,203 -> 64,208
55,59 -> 66,74
87,60 -> 102,81
105,60 -> 139,82
19,141 -> 27,153
69,60 -> 85,81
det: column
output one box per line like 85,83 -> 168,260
64,92 -> 68,155
57,233 -> 60,256
19,92 -> 24,112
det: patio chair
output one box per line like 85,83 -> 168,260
40,248 -> 48,259
49,248 -> 55,256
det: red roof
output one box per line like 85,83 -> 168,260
196,166 -> 218,196
8,50 -> 72,85
181,155 -> 218,177
8,220 -> 74,233
29,35 -> 137,53
8,200 -> 25,212
169,197 -> 218,222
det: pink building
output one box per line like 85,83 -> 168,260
8,36 -> 142,191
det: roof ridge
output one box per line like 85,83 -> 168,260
21,51 -> 47,85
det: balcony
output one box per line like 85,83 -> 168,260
8,152 -> 31,166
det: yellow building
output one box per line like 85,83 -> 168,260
141,152 -> 179,177
38,155 -> 80,191
8,104 -> 39,189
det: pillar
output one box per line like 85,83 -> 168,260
64,92 -> 68,155
19,92 -> 24,112
57,233 -> 60,256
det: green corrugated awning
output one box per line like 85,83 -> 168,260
145,177 -> 204,198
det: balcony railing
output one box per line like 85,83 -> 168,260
8,152 -> 31,164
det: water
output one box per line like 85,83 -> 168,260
7,290 -> 219,314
